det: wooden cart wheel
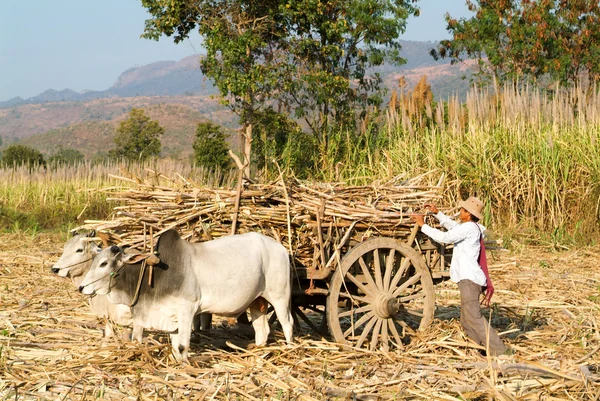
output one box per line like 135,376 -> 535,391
326,237 -> 435,351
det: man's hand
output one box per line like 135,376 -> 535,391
423,203 -> 439,214
410,213 -> 425,227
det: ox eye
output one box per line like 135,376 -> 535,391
100,261 -> 108,267
76,249 -> 83,253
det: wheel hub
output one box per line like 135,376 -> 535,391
373,293 -> 395,318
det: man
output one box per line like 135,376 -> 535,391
412,197 -> 511,357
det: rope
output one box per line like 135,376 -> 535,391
80,256 -> 151,308
128,260 -> 147,307
53,256 -> 93,271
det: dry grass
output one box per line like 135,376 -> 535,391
1,233 -> 600,400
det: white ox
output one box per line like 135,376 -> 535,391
78,229 -> 294,362
52,232 -> 133,338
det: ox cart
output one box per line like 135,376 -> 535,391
289,223 -> 449,352
82,170 -> 455,352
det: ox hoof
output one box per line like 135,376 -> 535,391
247,342 -> 266,350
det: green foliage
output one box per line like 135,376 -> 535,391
279,130 -> 318,179
0,169 -> 114,232
141,0 -> 287,171
281,0 -> 420,138
109,108 -> 164,162
252,108 -> 304,175
140,0 -> 420,165
192,122 -> 231,171
90,152 -> 111,166
432,1 -> 600,85
0,160 -> 235,233
48,147 -> 85,166
1,144 -> 46,168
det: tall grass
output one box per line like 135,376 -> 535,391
321,82 -> 600,245
0,160 -> 236,233
2,83 -> 599,245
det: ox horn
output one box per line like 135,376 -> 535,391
97,232 -> 110,248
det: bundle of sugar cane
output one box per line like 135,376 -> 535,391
78,169 -> 445,266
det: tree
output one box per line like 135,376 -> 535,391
281,0 -> 420,144
252,107 -> 303,176
431,1 -> 600,85
192,122 -> 231,171
141,0 -> 420,172
110,108 -> 163,162
1,144 -> 46,168
49,147 -> 85,166
142,0 -> 288,177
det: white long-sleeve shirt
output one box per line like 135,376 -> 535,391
421,211 -> 487,286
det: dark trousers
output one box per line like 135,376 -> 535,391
457,279 -> 508,356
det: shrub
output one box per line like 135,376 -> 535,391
109,108 -> 163,162
49,147 -> 85,166
192,122 -> 231,171
1,145 -> 46,169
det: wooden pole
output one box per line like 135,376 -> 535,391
229,150 -> 248,236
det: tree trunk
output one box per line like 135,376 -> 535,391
243,122 -> 252,179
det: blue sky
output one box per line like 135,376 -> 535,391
0,1 -> 472,101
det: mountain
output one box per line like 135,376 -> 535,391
109,56 -> 216,97
0,56 -> 218,108
30,89 -> 83,103
0,40 -> 474,160
0,41 -> 465,107
1,96 -> 237,159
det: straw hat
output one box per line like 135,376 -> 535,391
459,196 -> 484,220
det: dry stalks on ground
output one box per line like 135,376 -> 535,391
1,233 -> 600,400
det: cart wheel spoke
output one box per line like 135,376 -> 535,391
373,249 -> 384,291
342,311 -> 374,338
383,248 -> 396,292
339,292 -> 370,304
404,309 -> 424,317
339,304 -> 372,318
369,318 -> 383,351
389,256 -> 411,290
355,315 -> 378,349
380,319 -> 389,352
327,238 -> 435,351
388,319 -> 404,348
399,291 -> 427,303
358,256 -> 378,292
392,272 -> 422,297
397,319 -> 417,335
345,266 -> 375,297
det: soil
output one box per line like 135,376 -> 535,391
1,232 -> 599,400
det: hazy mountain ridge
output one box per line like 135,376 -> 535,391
0,40 -> 473,160
0,41 -> 454,107
1,55 -> 216,108
16,101 -> 238,160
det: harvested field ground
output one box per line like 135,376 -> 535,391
1,232 -> 600,400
